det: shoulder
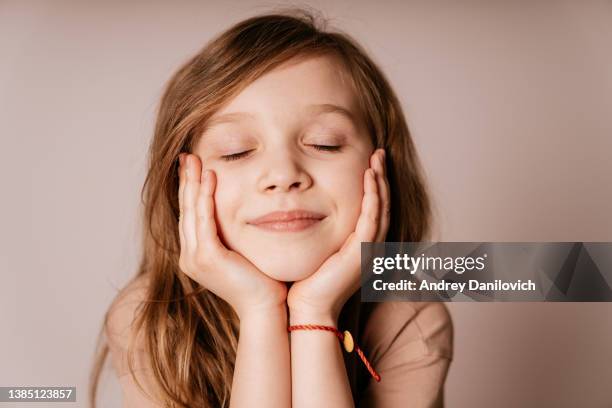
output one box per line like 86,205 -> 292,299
104,274 -> 168,406
361,302 -> 453,365
104,274 -> 152,376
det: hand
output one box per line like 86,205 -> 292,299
287,148 -> 390,322
177,153 -> 288,319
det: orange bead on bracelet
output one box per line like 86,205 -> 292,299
287,324 -> 381,382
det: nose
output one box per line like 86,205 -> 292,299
257,148 -> 313,193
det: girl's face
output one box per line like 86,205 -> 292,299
194,55 -> 374,282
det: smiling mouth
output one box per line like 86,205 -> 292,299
249,217 -> 325,232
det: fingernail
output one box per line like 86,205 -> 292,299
184,156 -> 190,178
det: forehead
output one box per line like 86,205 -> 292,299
203,55 -> 362,131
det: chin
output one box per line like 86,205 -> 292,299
261,263 -> 316,282
222,228 -> 345,282
250,254 -> 323,282
229,242 -> 334,282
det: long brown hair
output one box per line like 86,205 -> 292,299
89,7 -> 432,407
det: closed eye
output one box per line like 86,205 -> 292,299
311,145 -> 342,152
221,150 -> 253,161
221,145 -> 342,161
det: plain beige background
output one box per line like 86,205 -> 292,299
1,1 -> 611,407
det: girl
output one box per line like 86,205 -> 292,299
90,9 -> 453,408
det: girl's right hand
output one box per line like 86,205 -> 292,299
177,153 -> 288,319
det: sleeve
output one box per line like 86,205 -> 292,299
357,302 -> 454,408
104,278 -> 166,407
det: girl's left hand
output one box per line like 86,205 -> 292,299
287,148 -> 390,323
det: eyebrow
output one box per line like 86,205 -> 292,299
305,103 -> 358,123
203,103 -> 359,131
204,111 -> 255,129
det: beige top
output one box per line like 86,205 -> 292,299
105,276 -> 453,407
356,301 -> 453,407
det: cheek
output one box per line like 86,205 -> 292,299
327,167 -> 365,232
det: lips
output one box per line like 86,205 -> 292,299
247,210 -> 327,233
248,209 -> 326,225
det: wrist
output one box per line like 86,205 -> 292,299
288,307 -> 337,326
238,302 -> 287,323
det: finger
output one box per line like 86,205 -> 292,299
178,154 -> 187,252
344,168 -> 378,258
182,154 -> 201,253
358,168 -> 379,238
195,167 -> 225,254
373,150 -> 390,242
379,149 -> 391,204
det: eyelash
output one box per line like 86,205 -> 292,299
220,145 -> 342,161
221,150 -> 252,161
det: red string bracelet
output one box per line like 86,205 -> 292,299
288,324 -> 381,382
